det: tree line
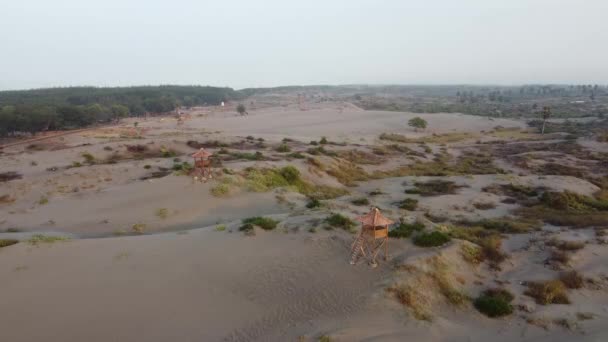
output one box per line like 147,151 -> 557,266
0,86 -> 241,137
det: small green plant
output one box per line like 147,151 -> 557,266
28,234 -> 69,245
397,198 -> 418,210
351,197 -> 370,206
413,231 -> 451,247
215,225 -> 227,232
242,217 -> 279,230
319,137 -> 328,144
474,288 -> 514,317
38,196 -> 49,205
388,221 -> 424,238
0,239 -> 19,248
155,208 -> 169,219
144,164 -> 152,169
306,198 -> 322,209
324,213 -> 355,231
276,144 -> 291,153
287,152 -> 305,159
81,152 -> 95,164
309,140 -> 319,146
525,280 -> 570,305
132,223 -> 146,234
211,183 -> 232,197
71,161 -> 83,168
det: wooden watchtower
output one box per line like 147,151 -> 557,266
191,148 -> 213,181
350,207 -> 394,267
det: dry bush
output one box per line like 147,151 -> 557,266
549,250 -> 571,265
525,280 -> 570,305
473,201 -> 497,210
560,271 -> 584,289
545,238 -> 585,251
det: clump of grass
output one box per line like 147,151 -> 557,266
397,198 -> 418,210
287,152 -> 305,159
387,284 -> 433,321
0,239 -> 19,248
215,225 -> 226,232
560,270 -> 584,289
413,231 -> 451,247
406,180 -> 465,196
389,221 -> 424,238
306,197 -> 322,209
211,183 -> 232,197
276,144 -> 291,153
28,234 -> 69,245
369,189 -> 384,196
155,208 -> 169,219
473,201 -> 496,210
325,160 -> 369,186
242,216 -> 279,230
545,238 -> 585,251
351,197 -> 370,206
5,228 -> 21,233
131,223 -> 146,234
81,152 -> 95,164
143,164 -> 152,169
549,249 -> 571,265
306,146 -> 337,157
230,151 -> 265,161
459,217 -> 541,233
525,280 -> 570,305
474,288 -> 514,317
461,243 -> 484,264
319,137 -> 328,144
38,196 -> 49,205
324,213 -> 355,231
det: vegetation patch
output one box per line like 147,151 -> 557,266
560,271 -> 584,289
397,198 -> 418,210
406,180 -> 465,196
325,160 -> 370,186
458,217 -> 541,233
413,231 -> 451,247
0,239 -> 19,248
339,149 -> 384,165
155,208 -> 169,219
275,144 -> 291,153
0,171 -> 22,182
474,288 -> 514,317
460,243 -> 484,264
28,234 -> 69,245
388,221 -> 424,238
525,280 -> 570,305
324,213 -> 355,231
241,216 -> 279,231
351,197 -> 370,206
545,238 -> 585,251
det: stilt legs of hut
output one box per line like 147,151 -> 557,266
350,235 -> 388,267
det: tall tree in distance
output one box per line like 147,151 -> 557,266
541,106 -> 552,134
408,117 -> 428,132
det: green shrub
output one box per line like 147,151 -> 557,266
239,223 -> 254,232
242,217 -> 279,230
389,221 -> 424,238
81,152 -> 95,164
351,197 -> 370,206
310,140 -> 319,145
397,198 -> 418,210
28,234 -> 69,245
306,198 -> 322,209
324,213 -> 355,230
215,225 -> 226,232
525,280 -> 570,305
144,164 -> 151,169
279,165 -> 300,184
413,231 -> 451,247
0,239 -> 19,248
287,152 -> 305,159
276,144 -> 291,153
319,137 -> 328,144
474,289 -> 514,317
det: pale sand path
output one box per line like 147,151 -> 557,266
0,229 -> 387,342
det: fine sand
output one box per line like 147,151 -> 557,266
1,99 -> 607,341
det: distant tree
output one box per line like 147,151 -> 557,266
408,117 -> 428,132
237,104 -> 247,116
111,104 -> 130,122
540,106 -> 552,134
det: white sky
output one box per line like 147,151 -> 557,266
1,0 -> 607,90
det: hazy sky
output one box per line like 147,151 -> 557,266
1,0 -> 607,90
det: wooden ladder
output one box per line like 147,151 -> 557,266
350,234 -> 366,265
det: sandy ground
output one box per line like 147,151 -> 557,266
1,99 -> 607,341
